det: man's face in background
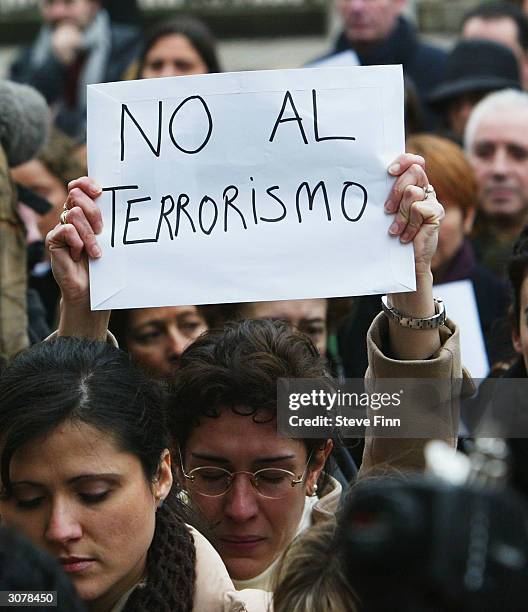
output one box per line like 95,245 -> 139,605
41,0 -> 99,30
468,109 -> 528,223
337,0 -> 406,46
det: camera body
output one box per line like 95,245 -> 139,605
339,476 -> 528,611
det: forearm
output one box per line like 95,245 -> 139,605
387,270 -> 441,360
58,299 -> 110,342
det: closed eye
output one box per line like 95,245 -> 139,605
16,497 -> 44,509
79,491 -> 110,504
257,472 -> 289,483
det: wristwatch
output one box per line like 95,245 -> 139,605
381,296 -> 446,330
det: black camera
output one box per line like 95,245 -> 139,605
338,476 -> 528,612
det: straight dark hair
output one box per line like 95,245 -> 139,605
0,337 -> 197,612
137,16 -> 221,78
0,337 -> 168,494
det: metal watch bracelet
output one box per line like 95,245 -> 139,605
381,296 -> 446,330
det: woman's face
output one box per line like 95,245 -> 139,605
1,421 -> 172,610
126,306 -> 207,380
179,410 -> 326,581
245,299 -> 328,355
141,34 -> 209,79
431,204 -> 475,275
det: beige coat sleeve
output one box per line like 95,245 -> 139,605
359,312 -> 469,477
190,526 -> 271,612
0,144 -> 28,358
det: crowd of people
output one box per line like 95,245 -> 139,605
2,0 -> 528,610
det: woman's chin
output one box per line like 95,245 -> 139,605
226,557 -> 269,582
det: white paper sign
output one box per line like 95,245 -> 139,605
435,279 -> 490,379
87,65 -> 413,310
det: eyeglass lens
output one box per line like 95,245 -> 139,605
190,467 -> 298,498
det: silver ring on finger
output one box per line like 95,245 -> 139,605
59,209 -> 69,225
423,184 -> 435,201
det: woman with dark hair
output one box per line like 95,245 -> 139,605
46,151 -> 463,593
107,306 -> 209,381
170,318 -> 336,590
136,17 -> 221,79
108,16 -> 221,379
0,337 -> 268,611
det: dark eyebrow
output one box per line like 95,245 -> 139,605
254,455 -> 296,464
11,473 -> 122,488
11,481 -> 45,489
190,453 -> 230,464
67,473 -> 122,484
190,452 -> 296,465
133,320 -> 164,331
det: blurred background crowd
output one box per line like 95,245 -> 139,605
5,0 -> 528,380
2,1 -> 528,610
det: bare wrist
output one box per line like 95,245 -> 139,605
388,270 -> 434,318
58,299 -> 110,342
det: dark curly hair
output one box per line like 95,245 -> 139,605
169,318 -> 334,472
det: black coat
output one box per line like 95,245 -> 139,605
10,20 -> 140,140
320,17 -> 447,130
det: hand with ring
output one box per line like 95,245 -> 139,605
59,209 -> 69,225
382,153 -> 445,360
46,177 -> 103,309
383,153 -> 444,278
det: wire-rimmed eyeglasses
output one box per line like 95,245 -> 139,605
179,448 -> 312,499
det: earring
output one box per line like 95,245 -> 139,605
311,484 -> 318,497
156,498 -> 164,510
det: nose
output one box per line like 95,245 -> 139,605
491,148 -> 509,178
165,326 -> 189,359
155,64 -> 178,78
163,65 -> 184,78
223,475 -> 259,523
45,500 -> 83,546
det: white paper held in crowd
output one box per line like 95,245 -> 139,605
434,279 -> 490,379
87,65 -> 412,309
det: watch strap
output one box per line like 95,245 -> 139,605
381,296 -> 446,330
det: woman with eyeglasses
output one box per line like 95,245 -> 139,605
170,318 -> 336,590
46,152 -> 463,592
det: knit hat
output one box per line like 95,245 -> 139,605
0,80 -> 50,167
428,39 -> 521,111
